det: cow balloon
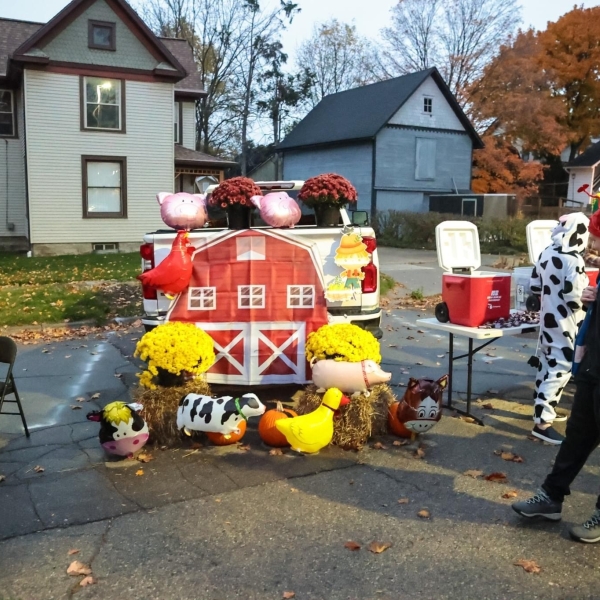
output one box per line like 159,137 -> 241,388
394,376 -> 448,437
87,402 -> 149,457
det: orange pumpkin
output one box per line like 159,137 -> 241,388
258,401 -> 297,447
388,401 -> 412,438
206,419 -> 247,446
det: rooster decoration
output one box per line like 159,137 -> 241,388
578,184 -> 599,212
137,230 -> 194,298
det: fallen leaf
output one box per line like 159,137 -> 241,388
368,541 -> 392,554
344,541 -> 361,551
485,472 -> 507,483
349,480 -> 354,485
437,354 -> 446,358
289,487 -> 299,493
0,475 -> 5,483
136,453 -> 154,463
67,561 -> 92,576
487,389 -> 499,395
238,444 -> 251,452
214,498 -> 221,503
494,450 -> 524,463
388,344 -> 397,348
415,361 -> 424,365
463,469 -> 484,479
417,509 -> 431,519
135,469 -> 144,476
70,405 -> 82,410
459,416 -> 476,424
33,465 -> 44,473
90,393 -> 101,400
67,549 -> 80,556
372,442 -> 388,450
392,440 -> 409,447
502,490 -> 518,499
76,397 -> 86,403
413,446 -> 425,459
283,592 -> 296,599
514,559 -> 541,574
482,403 -> 494,410
79,576 -> 96,587
397,497 -> 409,504
269,448 -> 283,456
65,355 -> 72,359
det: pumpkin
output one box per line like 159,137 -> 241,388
206,419 -> 247,446
388,401 -> 412,438
258,401 -> 297,447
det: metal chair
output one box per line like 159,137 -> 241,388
0,336 -> 29,436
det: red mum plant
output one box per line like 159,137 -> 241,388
209,177 -> 262,208
298,173 -> 358,208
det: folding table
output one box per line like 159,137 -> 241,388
415,315 -> 539,424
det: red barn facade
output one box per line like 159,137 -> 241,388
167,229 -> 328,385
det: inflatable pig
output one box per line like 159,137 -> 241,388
250,192 -> 301,228
311,358 -> 392,397
157,192 -> 208,230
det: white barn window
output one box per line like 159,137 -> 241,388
415,138 -> 436,181
188,287 -> 216,310
238,285 -> 265,308
423,96 -> 433,114
287,285 -> 314,308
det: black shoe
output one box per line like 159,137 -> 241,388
531,425 -> 564,445
512,489 -> 562,521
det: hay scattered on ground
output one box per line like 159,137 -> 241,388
134,380 -> 211,447
295,384 -> 397,450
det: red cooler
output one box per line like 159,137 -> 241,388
434,221 -> 511,327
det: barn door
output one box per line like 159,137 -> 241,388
250,322 -> 307,385
201,323 -> 250,384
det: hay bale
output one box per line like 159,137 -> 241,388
134,380 -> 211,447
294,384 -> 397,450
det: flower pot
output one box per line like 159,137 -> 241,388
227,204 -> 252,230
156,368 -> 186,387
314,204 -> 341,227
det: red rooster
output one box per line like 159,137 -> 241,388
137,231 -> 194,298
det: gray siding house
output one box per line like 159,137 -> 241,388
0,0 -> 234,255
278,68 -> 483,219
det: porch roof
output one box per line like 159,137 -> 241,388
175,145 -> 237,169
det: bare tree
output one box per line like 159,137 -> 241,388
380,0 -> 521,105
296,19 -> 377,107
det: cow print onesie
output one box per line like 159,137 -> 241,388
530,213 -> 590,425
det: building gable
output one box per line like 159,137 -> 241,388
388,75 -> 465,132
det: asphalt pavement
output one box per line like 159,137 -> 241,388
1,248 -> 599,600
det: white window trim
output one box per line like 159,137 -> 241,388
423,96 -> 433,114
174,101 -> 180,144
238,285 -> 265,309
287,285 -> 315,309
188,287 -> 216,310
0,89 -> 15,137
83,77 -> 122,131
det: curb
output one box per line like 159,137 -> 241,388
1,315 -> 143,336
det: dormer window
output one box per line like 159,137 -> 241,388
423,97 -> 433,114
88,20 -> 116,51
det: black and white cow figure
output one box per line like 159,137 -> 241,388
530,212 -> 590,439
177,393 -> 266,436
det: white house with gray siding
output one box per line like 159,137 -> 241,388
0,0 -> 235,255
278,68 -> 483,220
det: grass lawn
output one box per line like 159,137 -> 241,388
0,252 -> 141,286
380,273 -> 396,297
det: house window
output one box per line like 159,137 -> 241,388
423,96 -> 433,114
82,156 -> 127,218
238,285 -> 265,309
415,138 -> 436,181
188,287 -> 216,310
0,90 -> 15,137
174,101 -> 181,144
82,77 -> 123,131
287,285 -> 314,308
88,20 -> 116,50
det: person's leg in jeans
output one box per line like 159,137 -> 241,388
542,371 -> 600,503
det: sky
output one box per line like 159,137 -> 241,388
2,0 -> 598,64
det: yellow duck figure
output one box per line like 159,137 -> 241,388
275,388 -> 350,454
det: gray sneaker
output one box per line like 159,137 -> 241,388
569,509 -> 600,543
512,489 -> 562,521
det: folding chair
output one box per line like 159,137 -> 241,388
0,336 -> 29,437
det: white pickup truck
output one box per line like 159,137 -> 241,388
139,181 -> 382,384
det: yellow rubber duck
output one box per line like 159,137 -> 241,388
275,388 -> 350,454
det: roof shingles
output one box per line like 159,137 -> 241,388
160,37 -> 204,95
0,18 -> 43,77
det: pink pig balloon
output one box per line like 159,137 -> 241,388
250,192 -> 302,228
157,192 -> 208,230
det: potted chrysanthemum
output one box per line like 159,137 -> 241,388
297,173 -> 358,226
208,176 -> 262,229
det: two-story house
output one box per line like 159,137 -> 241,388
0,0 -> 235,255
278,68 -> 483,220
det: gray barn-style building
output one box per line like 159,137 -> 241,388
278,68 -> 483,219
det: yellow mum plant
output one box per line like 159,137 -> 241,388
135,322 -> 215,390
305,323 -> 381,364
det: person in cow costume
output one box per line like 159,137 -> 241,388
513,209 -> 600,544
529,213 -> 590,445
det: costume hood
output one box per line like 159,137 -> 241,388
551,213 -> 590,255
